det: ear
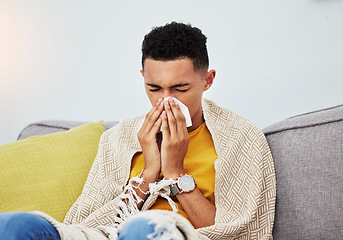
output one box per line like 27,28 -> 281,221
203,69 -> 216,91
140,70 -> 144,77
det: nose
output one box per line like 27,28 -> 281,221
161,90 -> 173,100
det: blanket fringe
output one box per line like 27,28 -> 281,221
149,178 -> 178,213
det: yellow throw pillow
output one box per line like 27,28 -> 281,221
0,121 -> 105,222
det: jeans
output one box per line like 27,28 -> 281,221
0,212 -> 61,240
118,217 -> 155,240
118,215 -> 185,240
0,212 -> 184,240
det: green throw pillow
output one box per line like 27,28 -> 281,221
0,121 -> 105,222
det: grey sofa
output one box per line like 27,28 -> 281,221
18,104 -> 343,240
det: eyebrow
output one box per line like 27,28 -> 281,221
146,83 -> 190,88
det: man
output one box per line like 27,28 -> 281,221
0,22 -> 276,239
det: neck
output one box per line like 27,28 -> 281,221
187,108 -> 204,132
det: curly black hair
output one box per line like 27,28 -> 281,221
141,22 -> 209,73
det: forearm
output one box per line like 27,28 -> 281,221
176,187 -> 216,229
130,169 -> 159,210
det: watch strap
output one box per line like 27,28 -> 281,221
170,183 -> 180,196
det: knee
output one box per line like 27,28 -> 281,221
0,212 -> 36,231
0,212 -> 59,240
118,215 -> 185,240
118,217 -> 155,240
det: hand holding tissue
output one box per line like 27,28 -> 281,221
162,97 -> 192,129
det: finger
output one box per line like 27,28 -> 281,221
161,111 -> 170,138
169,99 -> 187,135
143,99 -> 164,132
149,98 -> 164,117
141,99 -> 161,127
164,99 -> 178,135
150,114 -> 162,134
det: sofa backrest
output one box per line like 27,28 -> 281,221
263,104 -> 343,240
18,120 -> 118,140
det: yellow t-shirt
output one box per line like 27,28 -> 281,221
130,122 -> 217,221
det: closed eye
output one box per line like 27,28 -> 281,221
149,88 -> 160,92
176,89 -> 189,92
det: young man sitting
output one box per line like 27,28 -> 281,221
0,22 -> 276,240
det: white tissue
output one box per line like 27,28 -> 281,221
160,97 -> 192,131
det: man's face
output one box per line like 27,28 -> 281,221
141,58 -> 214,129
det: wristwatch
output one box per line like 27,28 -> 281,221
170,174 -> 197,196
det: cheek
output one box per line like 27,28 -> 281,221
146,91 -> 162,107
145,90 -> 154,106
180,93 -> 203,117
188,102 -> 201,119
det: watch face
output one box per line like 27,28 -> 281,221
178,175 -> 195,192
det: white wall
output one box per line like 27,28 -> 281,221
1,0 -> 342,145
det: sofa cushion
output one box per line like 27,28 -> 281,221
263,104 -> 343,240
18,120 -> 117,140
0,121 -> 105,222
